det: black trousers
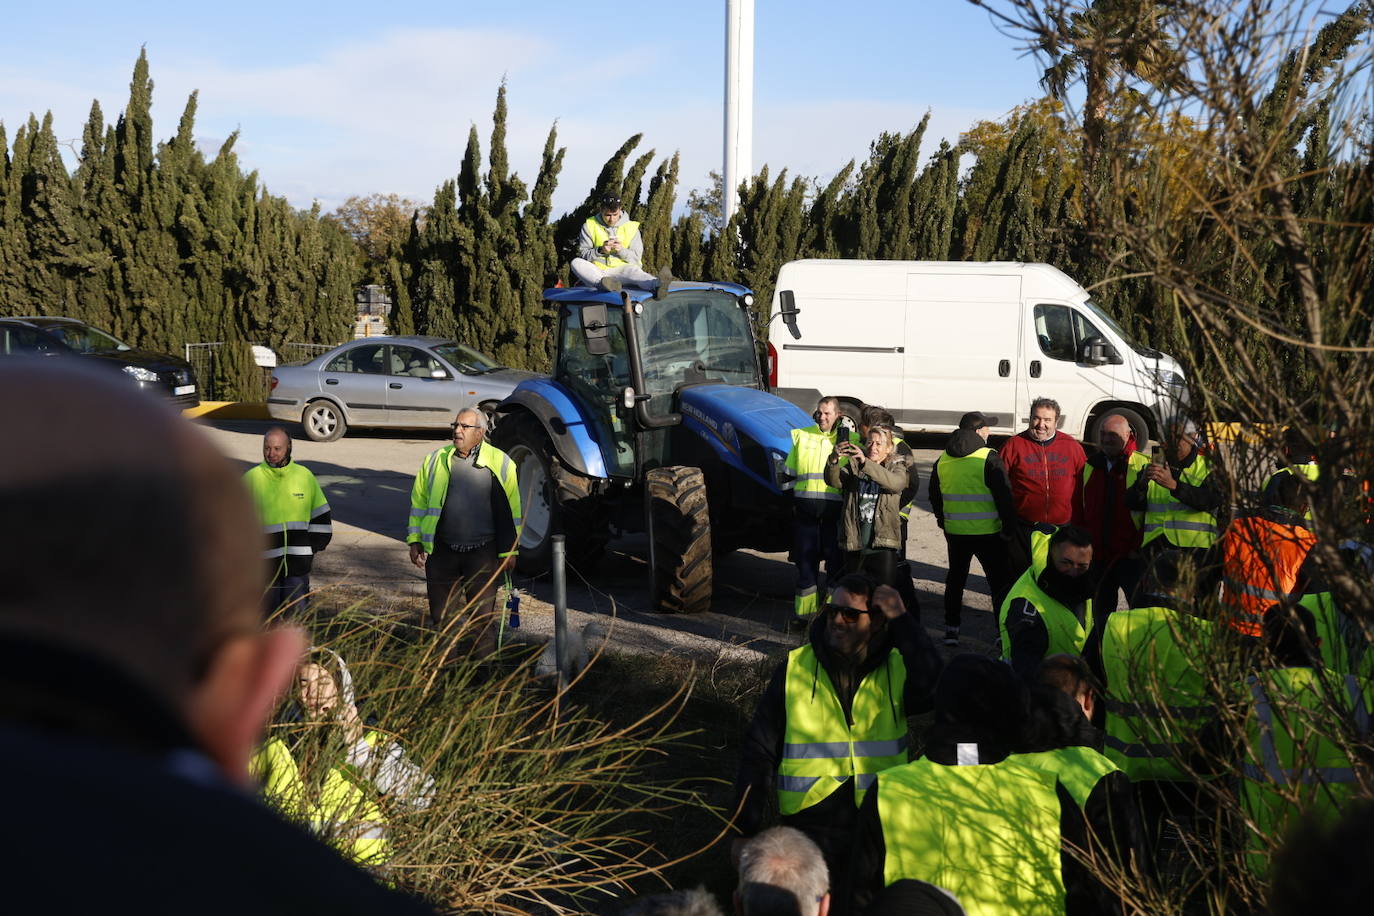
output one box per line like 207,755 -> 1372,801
942,531 -> 1014,628
425,540 -> 501,656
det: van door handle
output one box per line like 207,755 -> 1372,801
325,378 -> 339,385
389,382 -> 403,389
1029,360 -> 1042,378
998,359 -> 1010,377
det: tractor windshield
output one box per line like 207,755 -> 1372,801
636,289 -> 759,407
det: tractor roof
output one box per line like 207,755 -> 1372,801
544,280 -> 753,305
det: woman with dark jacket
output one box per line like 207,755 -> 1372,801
825,425 -> 912,587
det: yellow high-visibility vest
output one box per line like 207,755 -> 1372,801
777,644 -> 909,814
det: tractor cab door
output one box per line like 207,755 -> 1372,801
557,303 -> 636,476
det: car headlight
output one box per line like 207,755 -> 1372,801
123,365 -> 159,383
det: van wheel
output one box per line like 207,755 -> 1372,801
646,466 -> 713,614
1089,407 -> 1149,450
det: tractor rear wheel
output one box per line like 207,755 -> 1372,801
646,465 -> 713,614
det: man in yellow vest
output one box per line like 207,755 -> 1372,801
1125,414 -> 1223,583
407,406 -> 522,658
999,525 -> 1098,681
732,575 -> 942,900
570,193 -> 673,294
243,427 -> 332,615
787,397 -> 860,624
1232,604 -> 1373,878
929,411 -> 1016,646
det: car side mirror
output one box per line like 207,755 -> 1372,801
778,290 -> 802,341
583,303 -> 611,356
431,368 -> 450,379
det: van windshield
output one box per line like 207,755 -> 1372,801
1083,299 -> 1158,358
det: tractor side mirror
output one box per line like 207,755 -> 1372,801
621,386 -> 636,410
583,303 -> 611,356
778,290 -> 802,341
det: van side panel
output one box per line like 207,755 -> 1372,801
775,266 -> 907,409
899,273 -> 1022,434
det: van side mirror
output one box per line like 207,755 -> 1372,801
583,303 -> 611,356
1080,337 -> 1120,366
778,290 -> 802,340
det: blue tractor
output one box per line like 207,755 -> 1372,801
490,281 -> 809,613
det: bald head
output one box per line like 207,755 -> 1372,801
0,360 -> 265,701
1099,414 -> 1131,457
263,426 -> 292,468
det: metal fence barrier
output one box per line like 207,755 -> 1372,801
184,341 -> 341,401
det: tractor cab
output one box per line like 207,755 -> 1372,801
549,282 -> 764,476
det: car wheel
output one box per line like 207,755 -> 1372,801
302,399 -> 347,442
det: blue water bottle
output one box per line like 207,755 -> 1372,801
506,588 -> 520,629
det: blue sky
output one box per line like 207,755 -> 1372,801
0,1 -> 1048,214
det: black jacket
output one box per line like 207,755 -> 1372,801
928,429 -> 1017,532
0,635 -> 436,915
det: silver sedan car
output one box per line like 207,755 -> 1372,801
268,336 -> 538,441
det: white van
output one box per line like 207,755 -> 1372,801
768,259 -> 1187,445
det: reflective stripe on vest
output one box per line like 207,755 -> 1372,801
407,440 -> 523,557
1101,606 -> 1216,781
1219,514 -> 1316,637
1239,669 -> 1373,877
876,758 -> 1066,916
777,644 -> 909,815
936,448 -> 1001,535
787,425 -> 856,502
1008,746 -> 1119,809
585,217 -> 641,270
1141,454 -> 1219,548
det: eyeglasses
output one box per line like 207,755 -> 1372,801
825,603 -> 873,622
450,422 -> 482,432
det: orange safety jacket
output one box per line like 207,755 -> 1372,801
1220,513 -> 1317,637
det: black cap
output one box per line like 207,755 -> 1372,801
599,193 -> 622,210
958,411 -> 998,430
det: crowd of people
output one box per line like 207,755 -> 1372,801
726,391 -> 1374,915
6,357 -> 1372,916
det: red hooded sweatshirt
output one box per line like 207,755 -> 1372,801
999,429 -> 1086,526
1072,434 -> 1144,565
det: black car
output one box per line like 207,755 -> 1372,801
0,316 -> 200,408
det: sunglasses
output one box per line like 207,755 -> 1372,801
825,603 -> 873,622
450,422 -> 482,432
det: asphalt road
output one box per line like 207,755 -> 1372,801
200,419 -> 1005,661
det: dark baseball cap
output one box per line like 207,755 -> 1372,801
599,193 -> 622,210
958,411 -> 998,430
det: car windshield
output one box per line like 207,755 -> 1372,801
46,323 -> 130,354
432,343 -> 502,374
636,289 -> 759,405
